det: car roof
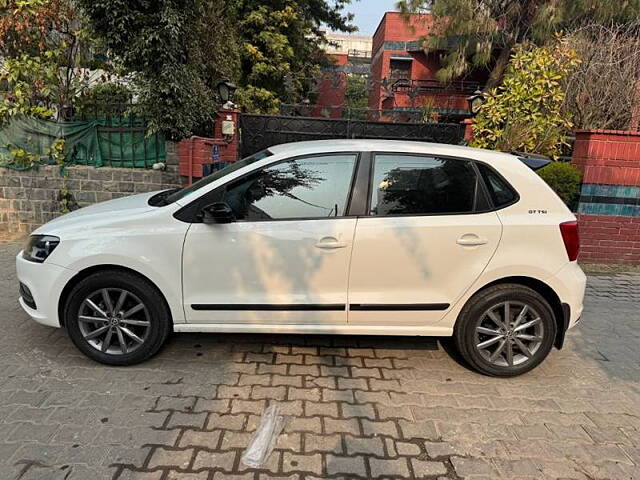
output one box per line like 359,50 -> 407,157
267,139 -> 516,165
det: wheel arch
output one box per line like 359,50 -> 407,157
462,276 -> 568,349
57,264 -> 174,329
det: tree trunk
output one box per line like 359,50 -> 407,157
484,46 -> 513,90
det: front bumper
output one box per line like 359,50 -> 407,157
16,252 -> 76,328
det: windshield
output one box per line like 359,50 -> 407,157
164,149 -> 272,204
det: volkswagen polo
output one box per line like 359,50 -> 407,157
16,140 -> 586,376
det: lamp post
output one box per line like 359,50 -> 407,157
466,89 -> 485,116
216,79 -> 237,109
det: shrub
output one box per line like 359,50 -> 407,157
537,161 -> 582,209
471,40 -> 579,159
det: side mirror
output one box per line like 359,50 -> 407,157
201,202 -> 235,224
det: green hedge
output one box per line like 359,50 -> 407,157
537,162 -> 582,209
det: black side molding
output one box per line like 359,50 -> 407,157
349,303 -> 450,311
191,304 -> 345,311
191,303 -> 451,312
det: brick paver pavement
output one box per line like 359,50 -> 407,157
0,240 -> 638,480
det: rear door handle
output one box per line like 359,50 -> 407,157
315,236 -> 348,249
457,234 -> 488,246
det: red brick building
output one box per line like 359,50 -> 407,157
314,53 -> 349,118
369,12 -> 487,120
312,32 -> 372,118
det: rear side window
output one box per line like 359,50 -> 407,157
477,163 -> 518,207
369,154 -> 479,215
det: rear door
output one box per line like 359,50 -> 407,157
348,153 -> 503,325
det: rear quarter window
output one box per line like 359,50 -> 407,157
477,163 -> 518,208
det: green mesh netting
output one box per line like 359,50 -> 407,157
0,116 -> 165,169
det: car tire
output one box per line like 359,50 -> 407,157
453,284 -> 557,377
64,270 -> 171,366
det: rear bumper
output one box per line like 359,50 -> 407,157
547,261 -> 586,348
16,252 -> 75,328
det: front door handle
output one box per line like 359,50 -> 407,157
315,236 -> 348,249
457,234 -> 488,246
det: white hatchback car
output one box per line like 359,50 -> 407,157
16,140 -> 586,376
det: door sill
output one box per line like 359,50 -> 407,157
173,323 -> 453,336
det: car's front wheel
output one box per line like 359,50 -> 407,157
454,284 -> 557,377
64,270 -> 171,365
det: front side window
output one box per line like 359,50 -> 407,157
223,154 -> 357,221
163,149 -> 272,205
370,154 -> 479,216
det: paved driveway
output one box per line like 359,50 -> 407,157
0,240 -> 638,480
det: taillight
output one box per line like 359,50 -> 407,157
559,221 -> 580,261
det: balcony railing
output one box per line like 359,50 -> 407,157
347,49 -> 372,59
390,78 -> 482,95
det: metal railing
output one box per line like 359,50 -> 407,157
347,49 -> 372,59
391,78 -> 482,95
240,113 -> 465,158
279,104 -> 470,122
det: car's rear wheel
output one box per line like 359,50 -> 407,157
64,270 -> 171,365
454,284 -> 556,377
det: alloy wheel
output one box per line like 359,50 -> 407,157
77,288 -> 150,355
474,301 -> 544,368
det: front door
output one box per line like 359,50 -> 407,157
348,153 -> 503,325
183,153 -> 359,325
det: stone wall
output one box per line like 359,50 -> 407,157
0,142 -> 180,234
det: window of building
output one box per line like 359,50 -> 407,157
389,58 -> 412,83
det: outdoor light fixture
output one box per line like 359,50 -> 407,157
467,89 -> 485,116
216,79 -> 237,107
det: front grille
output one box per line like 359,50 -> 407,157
19,282 -> 36,309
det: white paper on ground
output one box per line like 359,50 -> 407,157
241,404 -> 289,468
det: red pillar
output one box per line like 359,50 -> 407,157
461,118 -> 475,142
178,107 -> 242,185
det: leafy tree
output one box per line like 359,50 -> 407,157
0,0 -> 97,124
0,53 -> 58,122
0,0 -> 71,57
78,0 -> 240,139
234,5 -> 309,113
345,74 -> 369,115
470,40 -> 579,159
74,82 -> 133,118
231,0 -> 355,113
79,0 -> 354,133
397,0 -> 640,89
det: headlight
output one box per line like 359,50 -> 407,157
22,235 -> 60,263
